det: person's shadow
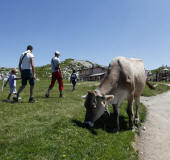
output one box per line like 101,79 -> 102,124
72,112 -> 129,135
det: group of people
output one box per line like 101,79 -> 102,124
4,45 -> 78,102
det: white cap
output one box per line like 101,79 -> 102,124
55,51 -> 60,55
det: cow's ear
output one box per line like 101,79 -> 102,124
104,95 -> 114,103
88,90 -> 93,94
88,90 -> 97,96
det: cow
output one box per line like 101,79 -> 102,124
83,57 -> 154,132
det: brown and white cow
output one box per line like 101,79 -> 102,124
83,57 -> 154,132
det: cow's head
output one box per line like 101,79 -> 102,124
83,90 -> 114,127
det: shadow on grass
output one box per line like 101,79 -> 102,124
72,113 -> 129,135
1,99 -> 30,104
36,96 -> 59,99
72,119 -> 98,135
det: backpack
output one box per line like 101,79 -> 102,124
71,73 -> 77,81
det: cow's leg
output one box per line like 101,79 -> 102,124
112,104 -> 120,132
127,97 -> 134,130
134,96 -> 140,125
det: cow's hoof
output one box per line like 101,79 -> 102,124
82,123 -> 86,128
130,127 -> 136,132
113,128 -> 119,134
134,118 -> 140,125
82,122 -> 90,128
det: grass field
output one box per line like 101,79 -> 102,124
0,80 -> 168,160
142,82 -> 170,96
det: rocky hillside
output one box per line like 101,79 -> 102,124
35,58 -> 102,80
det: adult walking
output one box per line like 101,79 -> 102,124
13,45 -> 36,102
45,51 -> 64,98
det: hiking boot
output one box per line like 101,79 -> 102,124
13,97 -> 18,102
45,93 -> 49,98
29,97 -> 35,103
59,94 -> 64,98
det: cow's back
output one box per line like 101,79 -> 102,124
111,57 -> 146,97
128,58 -> 146,96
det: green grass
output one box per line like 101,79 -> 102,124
142,82 -> 170,97
0,80 -> 151,160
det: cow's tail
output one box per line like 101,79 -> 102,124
146,80 -> 155,89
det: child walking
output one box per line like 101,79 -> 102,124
70,70 -> 78,91
4,68 -> 21,102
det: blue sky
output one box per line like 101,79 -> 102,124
0,0 -> 170,70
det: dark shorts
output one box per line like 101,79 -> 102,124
21,69 -> 35,86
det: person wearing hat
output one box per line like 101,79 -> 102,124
4,68 -> 21,102
45,51 -> 64,98
13,45 -> 36,102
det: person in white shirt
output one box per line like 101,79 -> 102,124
4,68 -> 21,102
13,45 -> 36,103
45,51 -> 64,98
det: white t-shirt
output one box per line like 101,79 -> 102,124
51,56 -> 60,72
20,50 -> 34,70
9,74 -> 16,88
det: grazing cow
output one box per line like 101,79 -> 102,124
83,57 -> 154,132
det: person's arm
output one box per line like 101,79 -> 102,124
74,74 -> 78,82
18,58 -> 22,73
14,77 -> 22,80
56,59 -> 60,69
30,58 -> 36,79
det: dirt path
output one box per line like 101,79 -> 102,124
136,90 -> 170,160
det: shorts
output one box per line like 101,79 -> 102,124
21,69 -> 35,86
10,86 -> 17,94
71,80 -> 77,85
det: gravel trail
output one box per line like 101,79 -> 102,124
136,90 -> 170,160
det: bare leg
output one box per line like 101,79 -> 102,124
30,85 -> 34,98
17,85 -> 26,97
59,90 -> 63,98
7,93 -> 11,100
